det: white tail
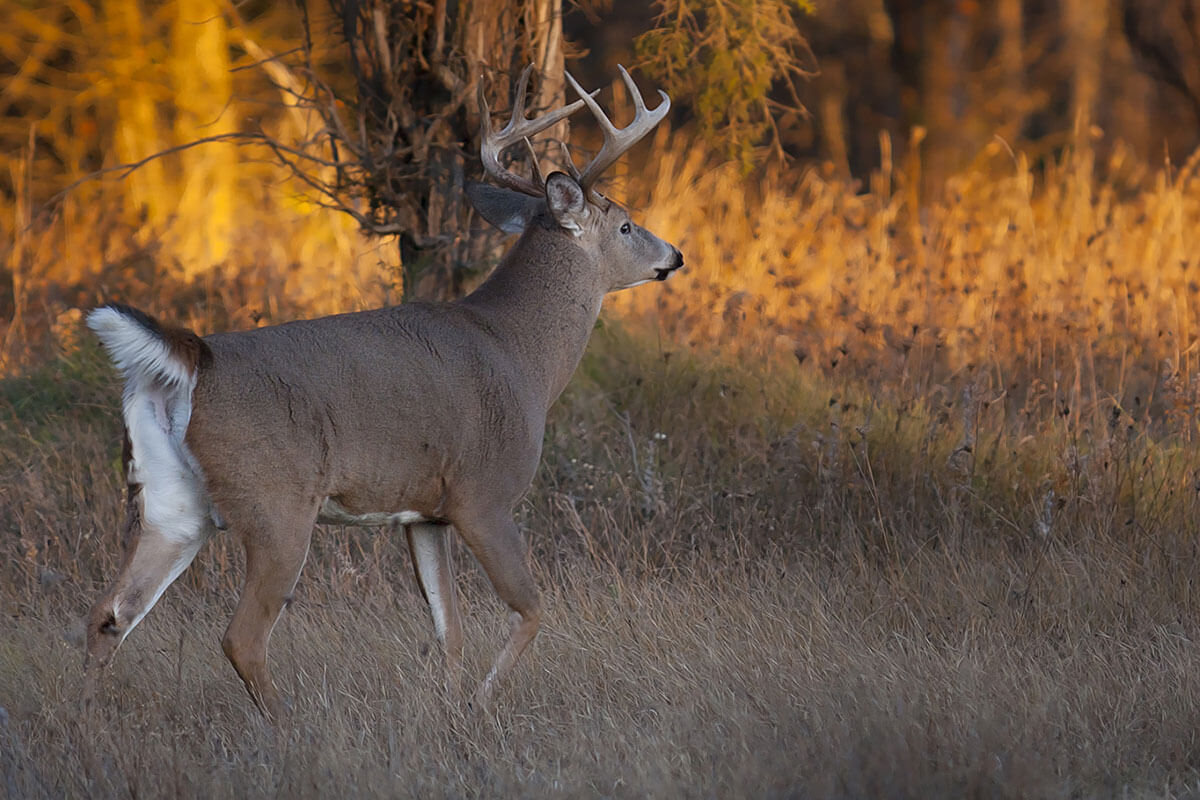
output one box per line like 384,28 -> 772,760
83,66 -> 681,717
87,306 -> 198,392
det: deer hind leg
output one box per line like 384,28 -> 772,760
85,439 -> 210,675
221,502 -> 316,719
453,511 -> 541,708
405,522 -> 464,696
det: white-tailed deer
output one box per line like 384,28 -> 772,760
82,66 -> 680,716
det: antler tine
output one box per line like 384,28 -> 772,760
479,65 -> 593,196
558,141 -> 583,181
566,65 -> 671,202
511,63 -> 533,126
522,137 -> 545,186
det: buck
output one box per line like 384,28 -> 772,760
82,66 -> 681,717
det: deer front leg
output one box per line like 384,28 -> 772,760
221,505 -> 316,719
406,522 -> 464,697
453,510 -> 541,708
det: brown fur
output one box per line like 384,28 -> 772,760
160,325 -> 210,375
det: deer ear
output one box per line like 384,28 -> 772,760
466,182 -> 542,234
544,172 -> 588,235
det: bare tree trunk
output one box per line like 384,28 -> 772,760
103,0 -> 166,226
295,0 -> 567,301
1064,0 -> 1106,142
997,0 -> 1025,143
819,61 -> 851,178
530,0 -> 566,172
171,0 -> 235,277
922,0 -> 973,197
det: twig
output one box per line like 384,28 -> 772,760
36,132 -> 267,224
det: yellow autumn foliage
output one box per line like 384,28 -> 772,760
2,0 -> 395,345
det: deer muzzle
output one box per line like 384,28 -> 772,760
655,248 -> 684,281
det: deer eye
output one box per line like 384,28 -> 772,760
620,222 -> 631,235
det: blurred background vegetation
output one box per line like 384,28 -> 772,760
5,0 -> 1200,438
5,0 -> 1200,388
4,0 -> 1200,471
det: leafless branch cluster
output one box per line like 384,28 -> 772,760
263,0 -> 568,299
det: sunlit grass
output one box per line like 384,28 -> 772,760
618,131 -> 1200,445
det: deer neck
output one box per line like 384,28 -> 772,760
462,228 -> 605,409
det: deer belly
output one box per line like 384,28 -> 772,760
316,498 -> 429,528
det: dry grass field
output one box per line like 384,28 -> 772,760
6,126 -> 1200,796
3,316 -> 1200,797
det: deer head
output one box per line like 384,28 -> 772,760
467,65 -> 683,294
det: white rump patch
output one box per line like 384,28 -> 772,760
125,390 -> 210,545
88,306 -> 209,545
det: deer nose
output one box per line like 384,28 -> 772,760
655,249 -> 684,281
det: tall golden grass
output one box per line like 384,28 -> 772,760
3,319 -> 1200,796
625,129 -> 1200,436
15,119 -> 1200,445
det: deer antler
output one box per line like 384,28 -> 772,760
565,65 -> 671,204
479,65 -> 592,197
